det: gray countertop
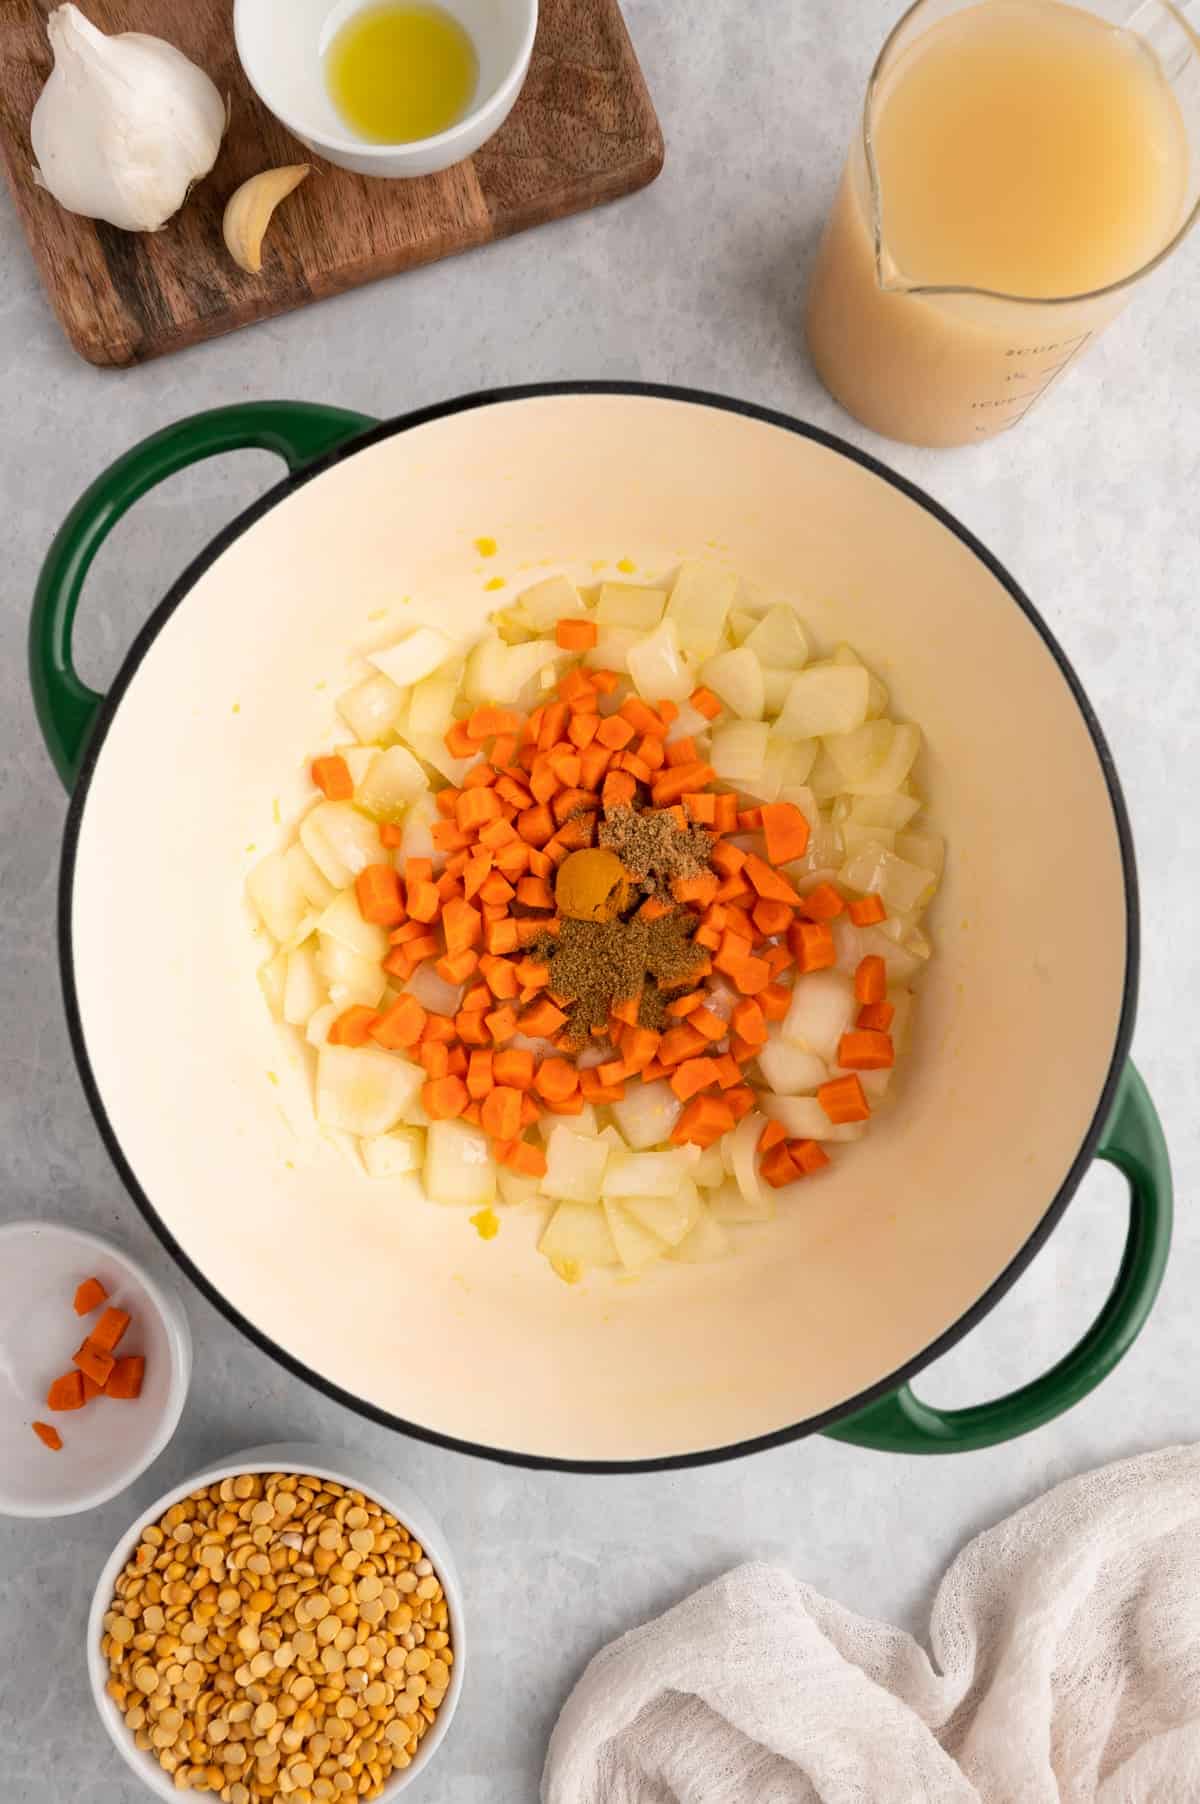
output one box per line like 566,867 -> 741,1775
2,3 -> 1198,1798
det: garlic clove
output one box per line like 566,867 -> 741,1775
30,4 -> 225,234
222,165 -> 312,276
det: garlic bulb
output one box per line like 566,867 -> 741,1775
30,5 -> 225,233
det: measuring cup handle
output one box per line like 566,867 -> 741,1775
824,1062 -> 1172,1453
30,401 -> 377,790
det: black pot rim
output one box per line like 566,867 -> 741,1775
58,381 -> 1139,1473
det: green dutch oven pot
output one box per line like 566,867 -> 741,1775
30,391 -> 1172,1466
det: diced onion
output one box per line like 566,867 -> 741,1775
300,801 -> 381,889
406,668 -> 460,741
839,723 -> 921,796
758,1034 -> 828,1094
316,1044 -> 422,1138
698,647 -> 764,719
517,574 -> 585,629
621,1180 -> 701,1247
665,1204 -> 730,1262
780,970 -> 855,1063
839,843 -> 937,913
283,945 -> 325,1026
404,961 -> 462,1017
357,745 -> 428,822
336,673 -> 408,746
595,584 -> 666,630
775,666 -> 869,739
664,562 -> 737,659
247,851 -> 310,943
315,937 -> 386,1009
539,1201 -> 619,1268
257,952 -> 287,1017
425,1118 -> 496,1206
626,617 -> 692,704
851,792 -> 921,832
543,1125 -> 611,1203
603,1200 -> 667,1272
743,604 -> 808,669
370,626 -> 456,689
760,1094 -> 867,1142
602,1149 -> 696,1199
361,1128 -> 424,1178
315,890 -> 387,962
710,720 -> 769,787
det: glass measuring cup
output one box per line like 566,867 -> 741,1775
804,0 -> 1200,447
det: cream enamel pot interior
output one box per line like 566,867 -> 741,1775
32,387 -> 1171,1469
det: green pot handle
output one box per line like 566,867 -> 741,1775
825,1061 -> 1171,1453
30,401 -> 378,791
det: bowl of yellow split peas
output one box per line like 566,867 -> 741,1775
87,1442 -> 464,1800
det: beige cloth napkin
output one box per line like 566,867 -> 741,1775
542,1446 -> 1200,1803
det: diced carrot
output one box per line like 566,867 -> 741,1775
484,919 -> 519,955
595,714 -> 634,750
760,982 -> 792,1023
520,999 -> 568,1037
615,697 -> 660,737
483,1003 -> 517,1044
742,854 -> 800,906
73,1277 -> 108,1316
708,846 -> 744,883
443,720 -> 476,758
709,1052 -> 743,1089
446,1045 -> 469,1078
650,763 -> 715,806
759,1119 -> 788,1154
516,875 -> 555,911
729,1034 -> 759,1063
689,686 -> 721,720
479,816 -> 519,850
417,1042 -> 450,1078
602,769 -> 637,808
559,666 -> 595,703
82,1371 -> 102,1401
457,1009 -> 491,1047
789,920 -> 837,973
659,1023 -> 707,1066
431,821 -> 472,853
328,1005 -> 380,1047
638,736 -> 666,772
689,1006 -> 726,1043
493,841 -> 531,882
457,788 -> 503,833
818,1074 -> 871,1124
107,1355 -> 145,1400
725,1085 -> 756,1120
683,790 -> 716,823
593,1058 -> 624,1087
406,879 -> 440,924
761,1143 -> 801,1187
623,1027 -> 661,1071
46,1370 -> 85,1411
312,755 -> 354,800
588,668 -> 618,695
462,762 -> 498,791
751,898 -> 793,937
507,1139 -> 548,1178
670,1094 -> 735,1146
579,745 -> 612,790
478,873 -> 515,908
517,804 -> 555,847
73,1338 -> 114,1389
666,989 -> 703,1017
436,789 -> 461,818
467,706 -> 521,741
799,881 -> 845,922
731,998 -> 767,1044
579,1071 -> 626,1102
790,1139 -> 831,1176
673,872 -> 719,907
493,1048 -> 535,1090
763,945 -> 793,979
479,956 -> 519,1000
423,1076 -> 469,1119
857,1000 -> 895,1032
436,949 -> 479,985
514,960 -> 549,993
94,1305 -> 134,1355
848,894 -> 887,926
492,735 -> 519,771
760,801 -> 811,865
567,713 -> 599,750
669,1057 -> 721,1101
738,807 -> 763,832
838,1029 -> 895,1070
32,1421 -> 62,1450
732,956 -> 770,995
480,1086 -> 522,1141
435,897 -> 477,955
538,702 -> 569,749
534,1058 -> 579,1102
709,793 -> 735,832
548,747 -> 583,789
665,736 -> 698,768
855,955 -> 888,1005
369,996 -> 427,1051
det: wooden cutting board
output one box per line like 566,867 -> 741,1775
0,0 -> 663,366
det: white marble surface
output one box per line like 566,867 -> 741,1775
1,3 -> 1198,1797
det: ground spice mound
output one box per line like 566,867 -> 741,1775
599,804 -> 713,893
534,910 -> 707,1045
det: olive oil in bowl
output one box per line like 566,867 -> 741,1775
326,2 -> 479,144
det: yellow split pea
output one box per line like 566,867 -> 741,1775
100,1472 -> 453,1801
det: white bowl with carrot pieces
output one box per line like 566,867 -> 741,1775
0,1219 -> 191,1518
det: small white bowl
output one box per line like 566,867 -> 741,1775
234,0 -> 538,178
89,1441 -> 465,1799
0,1220 -> 191,1519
